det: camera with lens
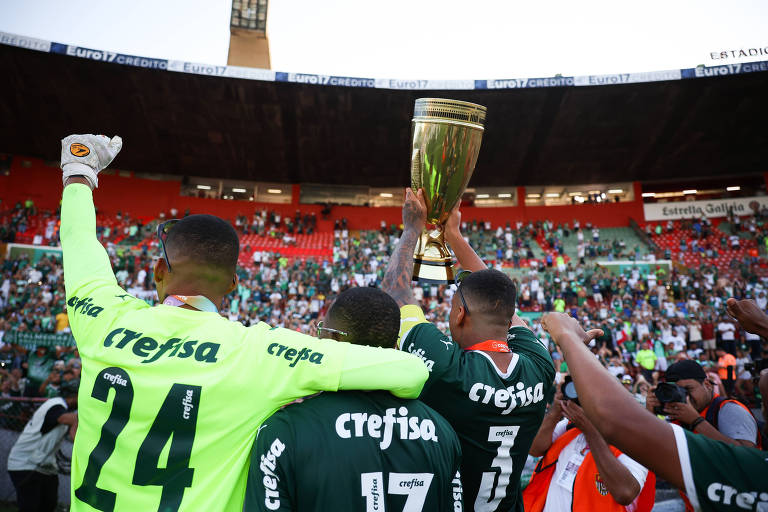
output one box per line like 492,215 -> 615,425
744,359 -> 768,381
560,376 -> 580,407
653,382 -> 688,415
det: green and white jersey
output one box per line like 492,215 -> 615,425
61,184 -> 428,512
671,424 -> 768,511
245,391 -> 463,511
398,305 -> 555,512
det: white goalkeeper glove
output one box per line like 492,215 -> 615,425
60,134 -> 123,189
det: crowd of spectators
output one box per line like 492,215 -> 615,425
1,206 -> 766,416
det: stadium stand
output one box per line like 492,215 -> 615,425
0,25 -> 767,512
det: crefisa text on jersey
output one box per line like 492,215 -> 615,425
706,483 -> 768,510
259,437 -> 286,511
102,327 -> 220,363
402,341 -> 435,371
67,295 -> 103,317
468,381 -> 545,414
335,406 -> 439,449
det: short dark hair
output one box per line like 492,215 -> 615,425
460,269 -> 516,321
165,214 -> 239,273
326,287 -> 400,348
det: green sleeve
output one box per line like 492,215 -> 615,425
253,325 -> 426,401
398,304 -> 461,390
246,416 -> 294,511
61,184 -> 149,353
338,343 -> 428,399
400,323 -> 461,390
507,326 -> 552,366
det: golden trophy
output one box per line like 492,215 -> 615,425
410,98 -> 486,283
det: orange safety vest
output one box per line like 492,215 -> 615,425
680,396 -> 761,512
701,395 -> 762,449
523,426 -> 656,512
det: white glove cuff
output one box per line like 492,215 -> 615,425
62,162 -> 99,189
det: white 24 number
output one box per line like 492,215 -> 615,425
474,426 -> 519,511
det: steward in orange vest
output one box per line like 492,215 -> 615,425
524,400 -> 656,512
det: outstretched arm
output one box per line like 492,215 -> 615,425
541,312 -> 684,490
726,297 -> 768,337
382,188 -> 427,307
60,135 -> 124,294
338,343 -> 428,398
59,135 -> 147,353
444,207 -> 487,272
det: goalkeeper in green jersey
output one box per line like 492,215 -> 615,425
58,134 -> 428,512
245,287 -> 463,511
541,299 -> 768,512
382,189 -> 558,512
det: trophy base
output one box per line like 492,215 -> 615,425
413,258 -> 456,284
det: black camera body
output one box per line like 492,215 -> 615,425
653,382 -> 688,415
561,376 -> 580,406
744,359 -> 768,381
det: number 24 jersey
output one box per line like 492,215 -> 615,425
61,184 -> 427,511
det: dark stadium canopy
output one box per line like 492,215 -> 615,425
1,44 -> 767,187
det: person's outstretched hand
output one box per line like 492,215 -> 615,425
541,312 -> 603,346
60,134 -> 123,189
402,188 -> 427,233
726,298 -> 768,336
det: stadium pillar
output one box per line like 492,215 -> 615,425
228,29 -> 271,68
291,184 -> 301,206
764,172 -> 768,192
517,186 -> 526,207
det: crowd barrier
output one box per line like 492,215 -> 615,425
1,31 -> 767,91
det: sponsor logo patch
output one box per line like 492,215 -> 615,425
70,143 -> 90,157
595,474 -> 608,496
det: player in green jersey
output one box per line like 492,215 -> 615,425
58,134 -> 429,512
541,299 -> 768,512
382,189 -> 561,512
245,287 -> 463,511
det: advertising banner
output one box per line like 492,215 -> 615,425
643,196 -> 768,221
0,30 -> 766,91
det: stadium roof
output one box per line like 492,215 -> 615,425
1,44 -> 767,187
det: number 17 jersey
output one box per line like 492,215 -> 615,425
399,305 -> 555,512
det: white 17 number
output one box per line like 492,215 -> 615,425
474,425 -> 519,511
361,472 -> 434,512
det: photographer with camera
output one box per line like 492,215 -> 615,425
646,359 -> 759,448
524,378 -> 655,512
539,300 -> 768,512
